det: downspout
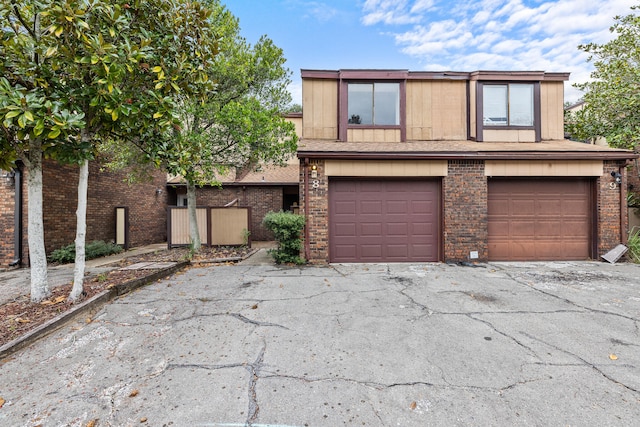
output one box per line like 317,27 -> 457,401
621,162 -> 630,244
10,165 -> 23,267
303,158 -> 310,261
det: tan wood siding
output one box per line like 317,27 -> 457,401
302,78 -> 338,139
483,129 -> 536,142
347,128 -> 401,142
485,160 -> 603,177
406,80 -> 467,140
325,160 -> 448,177
541,81 -> 565,140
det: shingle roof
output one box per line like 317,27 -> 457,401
297,139 -> 638,161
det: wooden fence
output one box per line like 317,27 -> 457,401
167,206 -> 251,248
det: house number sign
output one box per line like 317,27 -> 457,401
312,179 -> 320,189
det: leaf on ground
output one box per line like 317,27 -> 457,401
140,417 -> 148,423
40,296 -> 65,305
609,353 -> 618,360
129,389 -> 139,397
0,396 -> 5,408
14,317 -> 30,323
85,419 -> 98,427
409,401 -> 417,410
251,304 -> 258,310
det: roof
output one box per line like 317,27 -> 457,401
296,139 -> 638,161
167,163 -> 299,186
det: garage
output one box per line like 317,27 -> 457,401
488,178 -> 593,261
329,179 -> 440,263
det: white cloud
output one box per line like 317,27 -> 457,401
358,0 -> 638,102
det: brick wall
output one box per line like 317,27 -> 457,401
599,160 -> 627,255
443,160 -> 488,262
193,185 -> 289,241
0,172 -> 17,267
1,160 -> 168,268
299,159 -> 329,263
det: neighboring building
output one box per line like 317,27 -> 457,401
0,160 -> 168,268
297,69 -> 639,263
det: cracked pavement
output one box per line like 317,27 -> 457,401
1,260 -> 639,426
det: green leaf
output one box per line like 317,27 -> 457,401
4,110 -> 20,119
48,128 -> 61,139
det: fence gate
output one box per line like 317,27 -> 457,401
168,206 -> 251,248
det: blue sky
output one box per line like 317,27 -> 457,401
225,0 -> 637,105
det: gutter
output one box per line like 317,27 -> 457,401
296,151 -> 640,161
9,165 -> 23,267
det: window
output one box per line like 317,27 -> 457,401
483,83 -> 533,127
348,82 -> 400,126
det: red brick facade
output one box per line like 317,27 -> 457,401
0,160 -> 168,268
443,160 -> 488,262
599,160 -> 629,254
299,159 -> 632,264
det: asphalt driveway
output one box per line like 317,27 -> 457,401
1,260 -> 639,426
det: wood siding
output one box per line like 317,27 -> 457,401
347,128 -> 401,143
541,81 -> 565,140
483,129 -> 536,142
302,78 -> 338,140
325,160 -> 448,177
485,160 -> 603,177
406,80 -> 467,141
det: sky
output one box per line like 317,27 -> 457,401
225,0 -> 638,106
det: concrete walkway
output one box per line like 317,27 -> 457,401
0,260 -> 638,426
0,244 -> 167,306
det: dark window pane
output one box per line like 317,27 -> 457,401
348,84 -> 373,124
374,83 -> 399,125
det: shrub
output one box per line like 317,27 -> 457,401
262,211 -> 306,264
628,227 -> 640,263
48,240 -> 123,264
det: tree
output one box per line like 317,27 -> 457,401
110,5 -> 298,251
567,5 -> 640,149
1,0 -> 221,301
0,2 -> 85,302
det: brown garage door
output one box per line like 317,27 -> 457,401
488,178 -> 593,261
329,179 -> 440,263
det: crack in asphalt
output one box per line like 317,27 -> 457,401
246,344 -> 266,426
522,332 -> 640,394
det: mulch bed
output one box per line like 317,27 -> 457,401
0,246 -> 252,349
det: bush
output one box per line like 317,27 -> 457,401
628,227 -> 640,263
48,240 -> 123,264
262,211 -> 306,264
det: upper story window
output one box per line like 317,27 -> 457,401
483,83 -> 534,127
347,82 -> 400,126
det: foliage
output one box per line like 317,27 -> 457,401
568,5 -> 640,149
627,227 -> 640,263
628,190 -> 640,207
49,241 -> 122,264
262,211 -> 305,264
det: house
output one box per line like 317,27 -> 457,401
297,69 -> 639,263
0,160 -> 168,268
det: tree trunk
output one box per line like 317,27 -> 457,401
26,148 -> 50,302
69,159 -> 89,302
187,180 -> 201,251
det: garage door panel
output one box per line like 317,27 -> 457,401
488,179 -> 591,261
334,201 -> 356,214
330,179 -> 440,262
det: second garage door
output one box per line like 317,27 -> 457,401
329,179 -> 440,263
488,178 -> 593,261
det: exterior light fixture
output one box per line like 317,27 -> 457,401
611,171 -> 622,184
310,164 -> 318,179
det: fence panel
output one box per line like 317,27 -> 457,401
210,207 -> 250,245
168,207 -> 208,247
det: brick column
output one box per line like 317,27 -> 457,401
443,160 -> 488,262
300,159 -> 328,263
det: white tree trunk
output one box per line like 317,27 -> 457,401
187,181 -> 201,250
69,159 -> 89,302
27,150 -> 50,302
